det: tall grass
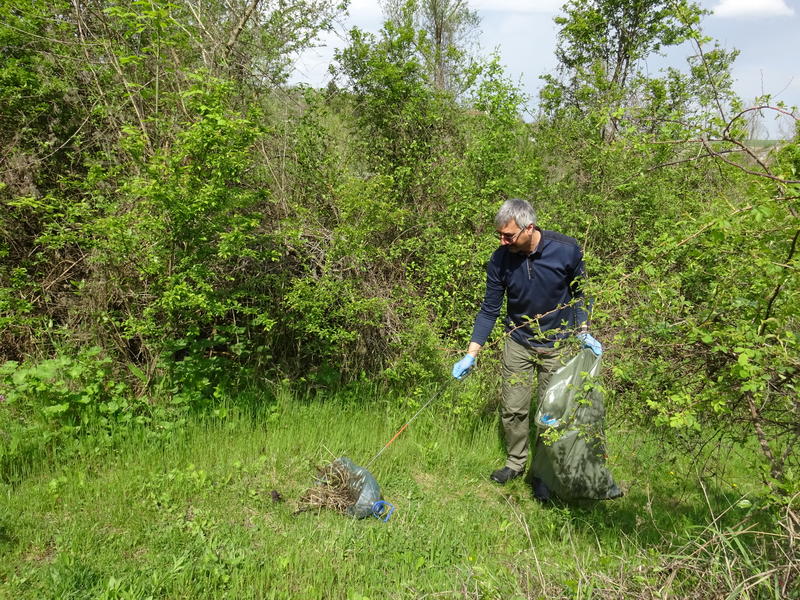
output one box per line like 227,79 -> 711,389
0,384 -> 794,598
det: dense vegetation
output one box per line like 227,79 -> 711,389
1,0 -> 798,596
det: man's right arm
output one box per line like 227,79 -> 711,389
452,252 -> 503,379
468,250 -> 505,350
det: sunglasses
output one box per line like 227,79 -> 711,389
496,226 -> 527,242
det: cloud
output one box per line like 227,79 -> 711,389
712,0 -> 795,18
471,0 -> 562,14
340,0 -> 383,28
345,0 -> 383,19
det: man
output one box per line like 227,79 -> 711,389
451,198 -> 602,498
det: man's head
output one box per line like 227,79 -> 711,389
495,198 -> 538,253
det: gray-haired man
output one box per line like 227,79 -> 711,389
452,199 -> 602,498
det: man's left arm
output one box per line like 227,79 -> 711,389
570,245 -> 602,356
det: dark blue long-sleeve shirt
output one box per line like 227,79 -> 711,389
470,229 -> 590,348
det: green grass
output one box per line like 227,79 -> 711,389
0,384 -> 792,599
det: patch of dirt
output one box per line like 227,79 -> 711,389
24,540 -> 56,564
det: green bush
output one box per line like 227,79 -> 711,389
0,347 -> 134,479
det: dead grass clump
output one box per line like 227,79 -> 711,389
296,461 -> 359,515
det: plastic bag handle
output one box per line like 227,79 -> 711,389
371,501 -> 395,522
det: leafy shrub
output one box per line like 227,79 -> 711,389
0,348 -> 134,479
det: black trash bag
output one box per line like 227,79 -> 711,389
528,348 -> 623,501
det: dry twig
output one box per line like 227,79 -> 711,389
296,461 -> 359,515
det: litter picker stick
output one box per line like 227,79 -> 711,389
364,382 -> 455,469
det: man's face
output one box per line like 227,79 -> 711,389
496,220 -> 531,253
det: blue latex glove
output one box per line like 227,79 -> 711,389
577,332 -> 603,356
452,354 -> 475,380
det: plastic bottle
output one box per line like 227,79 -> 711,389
334,456 -> 383,519
536,376 -> 569,428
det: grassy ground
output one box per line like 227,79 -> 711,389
0,383 -> 793,599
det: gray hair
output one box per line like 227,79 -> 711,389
494,198 -> 537,229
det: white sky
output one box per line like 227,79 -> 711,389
290,0 -> 799,138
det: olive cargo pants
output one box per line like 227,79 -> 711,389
501,337 -> 565,472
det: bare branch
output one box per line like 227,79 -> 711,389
224,0 -> 262,58
759,228 -> 800,335
746,393 -> 782,486
722,104 -> 799,139
700,138 -> 800,184
688,29 -> 726,122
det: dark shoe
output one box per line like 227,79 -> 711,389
490,466 -> 524,484
532,477 -> 550,502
